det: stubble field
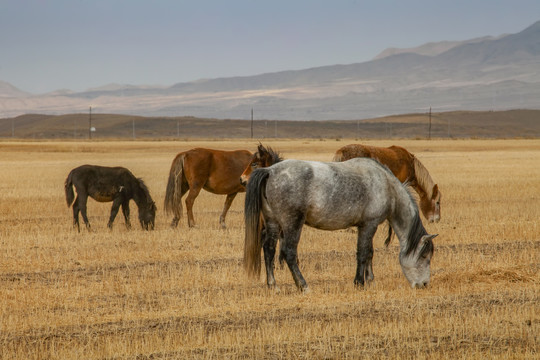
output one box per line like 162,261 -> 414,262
0,139 -> 538,359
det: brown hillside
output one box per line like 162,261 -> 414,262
0,110 -> 538,139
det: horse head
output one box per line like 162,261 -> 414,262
419,184 -> 441,223
399,233 -> 437,288
241,144 -> 282,186
139,200 -> 156,230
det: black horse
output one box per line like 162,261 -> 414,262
65,165 -> 156,231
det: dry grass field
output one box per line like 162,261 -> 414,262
0,139 -> 538,359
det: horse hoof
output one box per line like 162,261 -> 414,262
354,280 -> 365,289
267,285 -> 280,293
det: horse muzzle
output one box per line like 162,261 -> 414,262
430,217 -> 440,223
240,177 -> 248,187
141,220 -> 155,230
412,281 -> 429,289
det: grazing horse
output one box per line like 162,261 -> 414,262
164,148 -> 252,228
65,165 -> 156,231
240,144 -> 283,186
333,144 -> 441,223
244,158 -> 437,291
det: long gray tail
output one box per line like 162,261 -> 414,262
384,223 -> 393,247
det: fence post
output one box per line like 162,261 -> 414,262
428,107 -> 432,140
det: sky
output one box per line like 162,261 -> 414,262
1,0 -> 540,94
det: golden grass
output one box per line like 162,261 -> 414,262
0,139 -> 538,359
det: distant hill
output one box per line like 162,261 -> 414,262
0,81 -> 29,98
1,21 -> 540,120
1,110 -> 538,139
373,36 -> 504,60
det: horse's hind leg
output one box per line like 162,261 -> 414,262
72,195 -> 81,232
78,195 -> 91,231
219,192 -> 238,229
281,223 -> 309,292
262,221 -> 280,289
171,182 -> 188,228
185,184 -> 203,227
354,222 -> 378,287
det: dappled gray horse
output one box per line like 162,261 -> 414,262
244,158 -> 437,291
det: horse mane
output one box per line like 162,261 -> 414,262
401,186 -> 433,259
385,179 -> 419,247
403,210 -> 429,256
412,157 -> 436,199
259,144 -> 284,165
137,178 -> 153,204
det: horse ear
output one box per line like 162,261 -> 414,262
422,234 -> 438,243
432,184 -> 439,199
258,143 -> 264,153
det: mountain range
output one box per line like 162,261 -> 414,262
1,20 -> 540,120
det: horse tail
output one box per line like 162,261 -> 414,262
244,169 -> 270,278
384,222 -> 393,247
332,149 -> 345,162
64,170 -> 75,207
164,153 -> 185,219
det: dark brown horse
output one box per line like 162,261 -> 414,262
65,165 -> 156,231
240,144 -> 283,186
333,144 -> 441,222
164,148 -> 253,228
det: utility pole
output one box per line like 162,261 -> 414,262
88,106 -> 92,139
132,119 -> 135,139
428,107 -> 432,140
250,108 -> 254,139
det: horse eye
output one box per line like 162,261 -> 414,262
251,162 -> 258,168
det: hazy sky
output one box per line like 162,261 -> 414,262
2,0 -> 539,94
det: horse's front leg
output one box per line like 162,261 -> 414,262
78,195 -> 91,231
263,221 -> 280,289
121,199 -> 131,230
107,197 -> 123,229
354,222 -> 378,287
219,192 -> 238,229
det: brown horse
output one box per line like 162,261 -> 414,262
240,144 -> 283,186
333,144 -> 441,223
164,148 -> 253,228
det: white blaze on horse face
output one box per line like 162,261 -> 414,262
240,172 -> 249,186
430,198 -> 441,223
